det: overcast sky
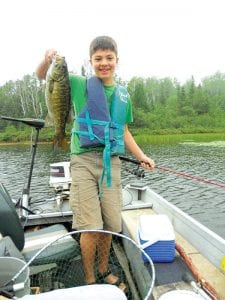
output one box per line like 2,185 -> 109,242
1,0 -> 225,85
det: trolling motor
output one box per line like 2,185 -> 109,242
1,116 -> 45,218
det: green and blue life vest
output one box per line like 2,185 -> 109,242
73,76 -> 129,187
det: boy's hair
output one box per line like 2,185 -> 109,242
89,36 -> 118,57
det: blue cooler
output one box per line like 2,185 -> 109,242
138,214 -> 175,263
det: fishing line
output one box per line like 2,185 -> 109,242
156,165 -> 225,189
119,156 -> 225,189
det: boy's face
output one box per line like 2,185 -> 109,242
90,49 -> 118,85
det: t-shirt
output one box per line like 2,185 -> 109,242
69,74 -> 133,155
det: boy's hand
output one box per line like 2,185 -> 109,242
44,49 -> 57,65
140,156 -> 155,170
36,49 -> 58,80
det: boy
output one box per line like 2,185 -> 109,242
36,36 -> 154,290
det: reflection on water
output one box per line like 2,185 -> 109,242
0,142 -> 225,239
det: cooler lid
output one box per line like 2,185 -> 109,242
138,214 -> 175,245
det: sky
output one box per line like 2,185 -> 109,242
1,0 -> 225,85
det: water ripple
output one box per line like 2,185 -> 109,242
0,143 -> 225,239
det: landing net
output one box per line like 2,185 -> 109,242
13,230 -> 155,300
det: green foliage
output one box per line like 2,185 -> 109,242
0,125 -> 34,142
132,130 -> 225,145
128,77 -> 149,111
1,71 -> 225,143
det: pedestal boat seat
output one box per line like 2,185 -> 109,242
0,182 -> 79,277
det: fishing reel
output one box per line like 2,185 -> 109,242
125,165 -> 145,178
120,156 -> 146,178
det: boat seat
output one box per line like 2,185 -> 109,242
22,224 -> 78,264
19,284 -> 127,300
0,183 -> 79,265
0,183 -> 25,251
0,235 -> 24,260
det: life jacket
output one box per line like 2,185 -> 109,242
73,76 -> 129,187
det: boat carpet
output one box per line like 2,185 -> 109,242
147,256 -> 191,286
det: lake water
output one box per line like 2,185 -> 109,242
0,141 -> 225,239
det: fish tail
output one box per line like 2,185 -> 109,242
53,136 -> 69,152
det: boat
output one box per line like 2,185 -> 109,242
0,116 -> 225,300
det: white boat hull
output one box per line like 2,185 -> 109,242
122,182 -> 225,299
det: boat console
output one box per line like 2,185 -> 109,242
122,182 -> 153,210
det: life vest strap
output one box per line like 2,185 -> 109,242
73,77 -> 128,188
100,123 -> 112,188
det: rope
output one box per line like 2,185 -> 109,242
175,242 -> 219,300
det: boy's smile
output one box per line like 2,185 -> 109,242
90,49 -> 118,86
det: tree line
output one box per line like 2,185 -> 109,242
0,71 -> 225,142
127,72 -> 225,134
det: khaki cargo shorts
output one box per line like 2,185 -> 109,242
69,151 -> 123,232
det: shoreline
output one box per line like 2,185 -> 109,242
1,132 -> 225,146
0,141 -> 51,146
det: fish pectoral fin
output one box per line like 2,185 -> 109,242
66,107 -> 75,124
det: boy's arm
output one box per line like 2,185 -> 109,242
124,125 -> 155,170
36,49 -> 57,80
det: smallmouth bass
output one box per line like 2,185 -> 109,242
45,55 -> 72,151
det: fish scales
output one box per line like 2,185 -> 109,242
45,55 -> 71,151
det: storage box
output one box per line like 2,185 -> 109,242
138,214 -> 175,262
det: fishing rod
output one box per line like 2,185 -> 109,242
119,155 -> 225,189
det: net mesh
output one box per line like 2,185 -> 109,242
17,230 -> 155,300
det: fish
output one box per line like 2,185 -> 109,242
45,55 -> 72,151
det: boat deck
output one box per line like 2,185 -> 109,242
122,208 -> 225,300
